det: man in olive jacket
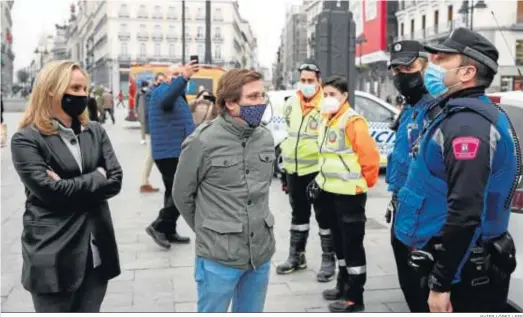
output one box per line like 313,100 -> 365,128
173,69 -> 275,313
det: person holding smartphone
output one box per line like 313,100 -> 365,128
191,90 -> 218,126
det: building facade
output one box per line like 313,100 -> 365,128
281,3 -> 309,88
61,0 -> 257,94
1,0 -> 15,93
395,0 -> 523,92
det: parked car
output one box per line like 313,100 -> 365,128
488,91 -> 523,312
265,90 -> 399,176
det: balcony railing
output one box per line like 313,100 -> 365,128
213,35 -> 224,43
118,11 -> 130,18
118,31 -> 131,40
196,15 -> 205,21
152,34 -> 164,41
137,55 -> 149,63
137,32 -> 149,41
185,34 -> 192,41
118,54 -> 132,63
166,34 -> 179,41
152,13 -> 163,19
137,13 -> 149,19
213,16 -> 224,22
195,35 -> 205,42
167,14 -> 178,20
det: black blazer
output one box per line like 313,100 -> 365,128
10,121 -> 123,294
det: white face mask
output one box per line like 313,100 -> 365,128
321,96 -> 341,114
297,82 -> 317,98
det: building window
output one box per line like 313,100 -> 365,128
197,26 -> 203,38
155,43 -> 161,56
214,26 -> 221,37
119,4 -> 130,17
518,0 -> 523,23
140,43 -> 146,56
400,23 -> 404,35
516,40 -> 523,65
410,19 -> 415,36
154,5 -> 162,19
215,8 -> 223,20
169,44 -> 175,56
214,45 -> 221,59
168,5 -> 176,19
140,24 -> 147,32
198,44 -> 204,59
139,4 -> 148,18
121,42 -> 128,55
197,7 -> 204,19
448,5 -> 453,21
155,24 -> 161,35
120,23 -> 127,31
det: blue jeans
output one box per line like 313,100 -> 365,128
194,257 -> 271,312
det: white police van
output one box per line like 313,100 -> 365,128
488,91 -> 523,312
265,90 -> 399,175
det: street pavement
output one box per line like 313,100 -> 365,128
1,106 -> 409,312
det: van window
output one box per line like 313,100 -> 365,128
187,78 -> 213,95
354,96 -> 394,122
502,104 -> 523,142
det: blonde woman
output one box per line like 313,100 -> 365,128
10,60 -> 123,312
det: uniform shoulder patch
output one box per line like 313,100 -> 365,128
452,136 -> 480,160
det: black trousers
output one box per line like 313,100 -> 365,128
103,108 -> 115,124
396,237 -> 511,312
151,157 -> 181,234
319,191 -> 367,303
31,259 -> 108,313
286,172 -> 329,230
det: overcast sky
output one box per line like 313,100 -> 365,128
11,0 -> 303,72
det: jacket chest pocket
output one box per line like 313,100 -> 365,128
252,151 -> 275,181
210,157 -> 242,185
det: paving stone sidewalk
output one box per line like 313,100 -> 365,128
1,109 -> 409,312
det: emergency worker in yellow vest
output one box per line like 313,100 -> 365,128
276,63 -> 335,283
311,75 -> 380,313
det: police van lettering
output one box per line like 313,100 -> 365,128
371,129 -> 396,144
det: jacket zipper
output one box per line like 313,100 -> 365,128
295,116 -> 306,173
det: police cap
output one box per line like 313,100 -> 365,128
424,27 -> 499,73
388,40 -> 429,69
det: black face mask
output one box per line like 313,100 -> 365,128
393,72 -> 426,104
62,94 -> 88,118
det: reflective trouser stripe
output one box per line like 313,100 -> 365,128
320,148 -> 354,154
347,266 -> 366,275
291,224 -> 310,231
322,172 -> 362,181
282,157 -> 318,165
319,228 -> 331,236
338,259 -> 346,266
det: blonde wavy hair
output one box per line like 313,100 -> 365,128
19,60 -> 90,135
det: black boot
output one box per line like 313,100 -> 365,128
322,267 -> 347,300
328,275 -> 365,313
317,234 -> 336,282
276,230 -> 308,275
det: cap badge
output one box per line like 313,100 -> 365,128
394,44 -> 402,52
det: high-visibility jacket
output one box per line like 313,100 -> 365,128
316,105 -> 369,195
280,93 -> 323,176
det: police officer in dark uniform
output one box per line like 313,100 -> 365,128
385,40 -> 434,312
394,28 -> 520,312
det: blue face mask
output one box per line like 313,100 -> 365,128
239,104 -> 267,127
423,62 -> 464,98
297,82 -> 317,98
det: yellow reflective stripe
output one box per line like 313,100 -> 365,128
322,172 -> 362,181
320,147 -> 354,154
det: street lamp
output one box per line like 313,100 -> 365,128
458,0 -> 487,30
34,48 -> 49,70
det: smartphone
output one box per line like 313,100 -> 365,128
189,55 -> 199,72
203,95 -> 216,103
